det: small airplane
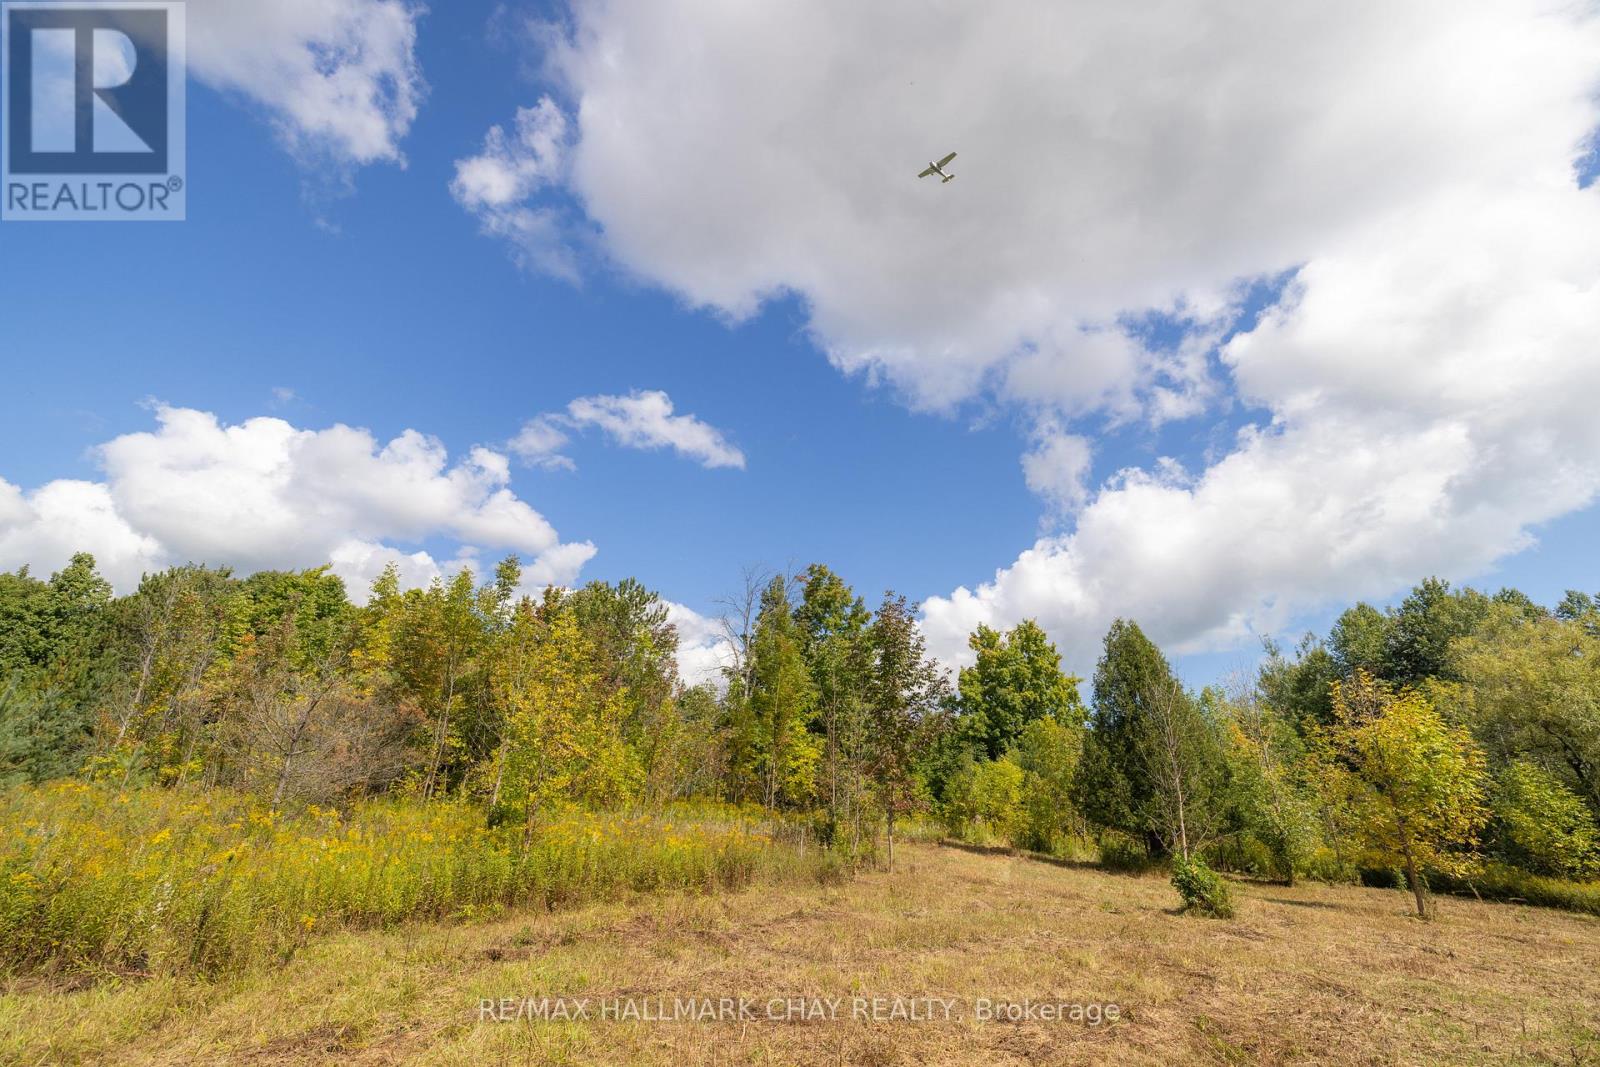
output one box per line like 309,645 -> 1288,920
918,152 -> 957,183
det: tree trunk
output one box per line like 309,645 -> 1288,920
489,739 -> 508,809
1396,816 -> 1430,919
423,660 -> 457,800
274,692 -> 323,809
1172,766 -> 1190,861
273,750 -> 295,808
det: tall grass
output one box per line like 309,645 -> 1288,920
0,782 -> 841,978
1426,863 -> 1600,916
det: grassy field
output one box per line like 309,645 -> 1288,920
4,841 -> 1598,1065
0,784 -> 837,979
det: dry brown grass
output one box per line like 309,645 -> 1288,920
4,842 -> 1598,1065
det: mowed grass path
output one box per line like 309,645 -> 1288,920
4,842 -> 1598,1065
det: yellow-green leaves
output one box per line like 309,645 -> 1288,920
1320,671 -> 1490,909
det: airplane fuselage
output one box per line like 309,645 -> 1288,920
918,151 -> 958,183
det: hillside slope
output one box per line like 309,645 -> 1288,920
4,843 -> 1597,1065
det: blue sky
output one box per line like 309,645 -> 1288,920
0,3 -> 1050,650
3,1 -> 1599,686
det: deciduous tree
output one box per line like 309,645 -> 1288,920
1319,671 -> 1489,918
956,620 -> 1084,760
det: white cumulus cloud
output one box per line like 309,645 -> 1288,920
485,0 -> 1600,671
189,0 -> 426,170
450,97 -> 579,278
0,405 -> 595,598
510,390 -> 746,471
1021,422 -> 1094,518
924,178 -> 1600,670
665,601 -> 735,689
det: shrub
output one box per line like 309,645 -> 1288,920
970,760 -> 1025,841
1097,831 -> 1154,873
1490,762 -> 1600,878
1013,719 -> 1083,854
941,757 -> 1024,845
1300,845 -> 1356,884
1172,854 -> 1236,918
1427,862 -> 1600,915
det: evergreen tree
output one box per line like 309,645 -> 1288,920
1074,619 -> 1222,857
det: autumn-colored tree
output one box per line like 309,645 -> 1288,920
492,601 -> 638,837
1318,671 -> 1489,918
218,614 -> 406,805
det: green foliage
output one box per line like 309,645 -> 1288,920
794,564 -> 875,855
1257,634 -> 1337,728
957,620 -> 1084,760
1171,854 -> 1235,918
1073,619 -> 1175,844
0,670 -> 101,786
943,756 -> 1024,844
8,545 -> 1600,926
1332,579 -> 1492,688
1219,696 -> 1318,883
866,592 -> 950,860
0,555 -> 115,784
1096,831 -> 1155,873
637,685 -> 725,803
97,563 -> 241,785
491,602 -> 640,828
1383,579 -> 1491,687
1330,603 -> 1391,679
235,567 -> 352,667
1489,762 -> 1599,878
568,577 -> 680,747
0,553 -> 112,674
748,578 -> 820,809
1555,589 -> 1600,633
1012,717 -> 1083,853
973,759 -> 1024,841
376,567 -> 487,798
1317,672 -> 1490,916
1074,620 -> 1224,858
1453,610 -> 1600,816
1425,862 -> 1600,916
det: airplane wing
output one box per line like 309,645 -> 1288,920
918,165 -> 936,178
936,152 -> 957,168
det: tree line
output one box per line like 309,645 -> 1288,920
0,557 -> 946,861
3,555 -> 1598,914
937,579 -> 1600,916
